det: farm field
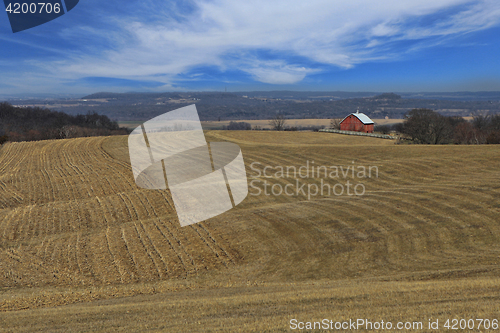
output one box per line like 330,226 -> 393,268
119,118 -> 405,130
0,131 -> 499,331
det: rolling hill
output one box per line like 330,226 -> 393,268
0,131 -> 499,331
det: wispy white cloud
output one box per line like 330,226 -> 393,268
241,60 -> 318,84
13,0 -> 500,90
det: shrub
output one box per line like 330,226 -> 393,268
486,131 -> 500,144
374,125 -> 391,134
0,135 -> 8,145
224,121 -> 251,130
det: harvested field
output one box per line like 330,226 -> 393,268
0,137 -> 239,290
0,131 -> 499,331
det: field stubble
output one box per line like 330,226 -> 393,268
0,131 -> 499,331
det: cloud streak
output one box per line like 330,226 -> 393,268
4,0 -> 500,92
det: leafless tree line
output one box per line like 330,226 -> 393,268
0,102 -> 129,143
402,109 -> 500,144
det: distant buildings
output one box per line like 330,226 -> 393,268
340,110 -> 374,133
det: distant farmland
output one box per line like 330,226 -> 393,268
119,118 -> 405,130
0,131 -> 499,331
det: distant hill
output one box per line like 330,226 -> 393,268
374,93 -> 401,100
6,91 -> 500,121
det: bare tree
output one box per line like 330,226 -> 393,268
453,122 -> 475,144
269,113 -> 287,131
330,118 -> 341,130
60,125 -> 77,139
402,108 -> 453,144
472,113 -> 490,131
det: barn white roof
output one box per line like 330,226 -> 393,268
340,112 -> 374,125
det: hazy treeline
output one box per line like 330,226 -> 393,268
223,121 -> 252,130
0,102 -> 128,143
391,108 -> 500,144
21,91 -> 500,121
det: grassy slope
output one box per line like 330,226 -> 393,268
0,131 -> 499,331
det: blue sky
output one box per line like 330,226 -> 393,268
1,0 -> 500,96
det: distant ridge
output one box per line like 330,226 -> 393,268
7,91 -> 500,122
81,91 -> 500,102
82,92 -> 125,99
373,93 -> 401,100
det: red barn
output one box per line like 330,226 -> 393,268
339,111 -> 374,133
